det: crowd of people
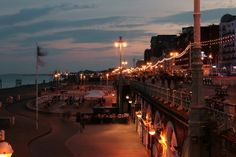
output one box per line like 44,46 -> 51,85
135,71 -> 188,90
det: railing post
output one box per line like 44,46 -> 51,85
177,91 -> 183,111
166,88 -> 170,103
171,90 -> 176,107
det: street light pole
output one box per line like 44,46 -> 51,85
188,0 -> 209,156
114,36 -> 127,113
106,73 -> 109,87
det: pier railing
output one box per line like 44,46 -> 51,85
130,80 -> 191,113
130,80 -> 236,131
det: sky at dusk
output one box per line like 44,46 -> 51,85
0,0 -> 236,74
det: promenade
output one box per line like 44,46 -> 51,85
66,124 -> 148,157
1,81 -> 236,157
0,86 -> 149,157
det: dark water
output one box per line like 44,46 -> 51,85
0,74 -> 53,89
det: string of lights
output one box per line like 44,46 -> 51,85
111,34 -> 236,75
150,34 -> 236,68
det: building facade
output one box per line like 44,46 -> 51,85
219,14 -> 236,75
175,25 -> 219,75
150,35 -> 177,58
144,49 -> 151,63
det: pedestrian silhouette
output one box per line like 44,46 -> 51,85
76,112 -> 83,132
81,113 -> 85,129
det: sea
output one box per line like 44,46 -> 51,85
0,74 -> 53,89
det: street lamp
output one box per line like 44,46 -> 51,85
170,52 -> 179,74
106,73 -> 109,87
54,72 -> 61,88
136,111 -> 142,118
149,125 -> 156,136
83,75 -> 86,85
208,54 -> 213,64
121,60 -> 128,67
170,52 -> 179,57
0,130 -> 13,157
114,36 -> 127,73
80,73 -> 84,85
148,125 -> 156,157
147,62 -> 152,66
114,36 -> 127,113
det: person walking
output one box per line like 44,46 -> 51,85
76,112 -> 83,133
80,113 -> 85,130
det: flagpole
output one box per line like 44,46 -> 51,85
36,46 -> 39,130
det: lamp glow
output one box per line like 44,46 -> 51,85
136,111 -> 142,118
0,131 -> 13,157
149,128 -> 156,136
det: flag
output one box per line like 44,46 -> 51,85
36,46 -> 47,67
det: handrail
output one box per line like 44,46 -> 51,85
130,80 -> 236,131
130,80 -> 191,112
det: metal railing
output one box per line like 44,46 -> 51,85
130,80 -> 191,113
130,80 -> 236,131
205,98 -> 236,131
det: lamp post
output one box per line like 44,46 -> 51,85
114,37 -> 127,74
208,54 -> 213,66
148,125 -> 155,157
80,73 -> 83,85
54,72 -> 60,86
0,130 -> 13,157
188,0 -> 209,156
83,75 -> 86,85
121,60 -> 128,67
114,36 -> 127,113
106,73 -> 109,87
170,52 -> 179,74
208,54 -> 213,75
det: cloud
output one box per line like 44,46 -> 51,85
0,3 -> 97,26
0,14 -> 151,67
0,16 -> 129,41
55,3 -> 97,11
0,7 -> 51,26
152,7 -> 236,24
22,29 -> 152,45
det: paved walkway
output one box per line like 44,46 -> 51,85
66,124 -> 148,157
30,117 -> 79,157
2,88 -> 148,157
3,99 -> 51,157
